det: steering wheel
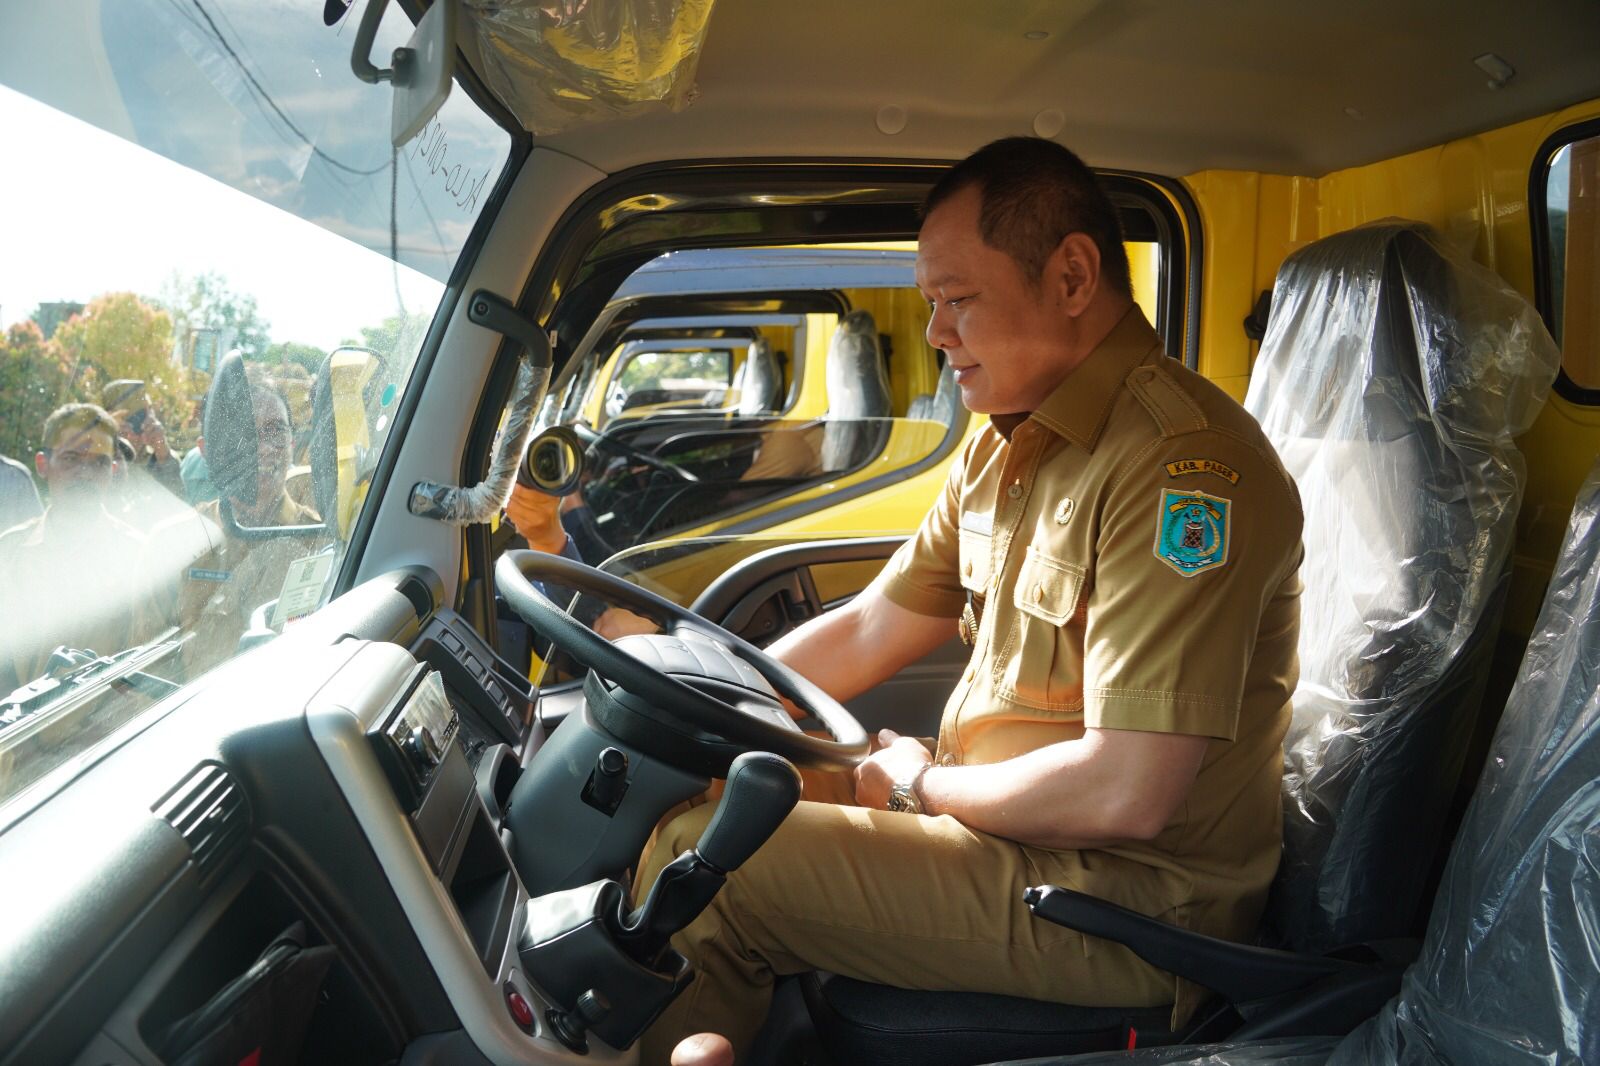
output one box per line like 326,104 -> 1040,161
497,550 -> 869,771
573,422 -> 699,483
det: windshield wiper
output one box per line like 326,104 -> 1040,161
1,638 -> 183,733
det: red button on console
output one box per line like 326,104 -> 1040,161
506,989 -> 535,1030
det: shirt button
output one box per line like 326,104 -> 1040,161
1006,482 -> 1023,499
1033,583 -> 1045,603
963,560 -> 973,577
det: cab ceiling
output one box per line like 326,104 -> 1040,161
475,0 -> 1600,179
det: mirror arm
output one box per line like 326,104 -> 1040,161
408,290 -> 556,524
351,0 -> 405,84
217,497 -> 329,542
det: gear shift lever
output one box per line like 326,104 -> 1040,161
619,751 -> 802,965
520,752 -> 802,1051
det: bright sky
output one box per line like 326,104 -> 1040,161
0,83 -> 444,351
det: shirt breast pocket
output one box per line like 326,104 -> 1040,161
996,545 -> 1086,710
958,528 -> 992,598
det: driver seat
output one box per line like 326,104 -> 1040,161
792,221 -> 1557,1064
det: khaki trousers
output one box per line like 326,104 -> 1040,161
634,770 -> 1172,1064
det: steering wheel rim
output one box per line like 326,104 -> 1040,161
497,550 -> 869,770
574,422 -> 699,482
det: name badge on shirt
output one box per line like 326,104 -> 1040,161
187,567 -> 232,583
960,510 -> 994,536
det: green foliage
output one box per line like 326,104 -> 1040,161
0,320 -> 71,465
156,271 -> 272,363
52,293 -> 189,427
263,341 -> 327,375
346,311 -> 431,358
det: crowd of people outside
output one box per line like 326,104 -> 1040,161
0,369 -> 330,698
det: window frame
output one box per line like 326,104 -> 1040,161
1529,117 -> 1600,406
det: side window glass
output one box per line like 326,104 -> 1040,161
1542,131 -> 1600,395
540,249 -> 965,563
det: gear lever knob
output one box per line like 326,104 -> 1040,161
695,752 -> 802,873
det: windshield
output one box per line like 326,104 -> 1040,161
0,1 -> 512,806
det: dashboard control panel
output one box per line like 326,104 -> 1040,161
370,666 -> 460,813
413,610 -> 535,752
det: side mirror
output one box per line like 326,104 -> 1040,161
521,426 -> 585,497
351,0 -> 455,147
204,352 -> 328,540
203,351 -> 261,510
310,347 -> 384,539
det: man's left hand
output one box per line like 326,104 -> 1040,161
853,728 -> 933,810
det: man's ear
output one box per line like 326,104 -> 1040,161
34,452 -> 47,477
1048,233 -> 1103,317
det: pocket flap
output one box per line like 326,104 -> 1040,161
958,529 -> 992,594
1013,546 -> 1085,626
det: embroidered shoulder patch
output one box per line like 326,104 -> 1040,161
1164,458 -> 1241,484
1154,489 -> 1231,577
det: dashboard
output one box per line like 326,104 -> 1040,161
0,566 -> 622,1066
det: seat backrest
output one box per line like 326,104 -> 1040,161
1244,220 -> 1558,952
735,337 -> 783,415
1330,459 -> 1600,1065
907,360 -> 960,424
821,309 -> 892,473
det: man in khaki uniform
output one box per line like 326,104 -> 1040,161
144,381 -> 328,678
0,405 -> 152,693
637,137 -> 1304,1063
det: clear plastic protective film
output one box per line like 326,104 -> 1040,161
990,1036 -> 1341,1066
1329,457 -> 1600,1064
409,359 -> 550,524
1243,220 -> 1559,951
463,0 -> 717,135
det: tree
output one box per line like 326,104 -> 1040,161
346,311 -> 431,359
263,341 -> 327,375
52,293 -> 188,427
0,320 -> 70,463
156,271 -> 272,365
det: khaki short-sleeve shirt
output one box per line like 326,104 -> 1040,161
880,307 -> 1303,1019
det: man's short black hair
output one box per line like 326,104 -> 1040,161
923,137 -> 1132,297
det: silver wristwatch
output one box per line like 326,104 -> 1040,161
887,766 -> 929,814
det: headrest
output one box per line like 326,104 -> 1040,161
735,337 -> 781,415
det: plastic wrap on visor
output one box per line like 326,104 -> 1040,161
1243,220 -> 1559,951
409,360 -> 550,524
463,0 -> 716,135
1329,458 -> 1600,1064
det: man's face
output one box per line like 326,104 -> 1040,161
251,397 -> 292,508
37,426 -> 116,505
915,184 -> 1076,414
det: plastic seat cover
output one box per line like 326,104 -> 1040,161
820,309 -> 893,472
1243,220 -> 1558,951
735,337 -> 783,415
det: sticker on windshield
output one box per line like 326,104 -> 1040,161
270,553 -> 337,627
1155,489 -> 1230,577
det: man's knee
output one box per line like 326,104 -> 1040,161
639,803 -> 716,894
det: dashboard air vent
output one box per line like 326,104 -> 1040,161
153,762 -> 250,878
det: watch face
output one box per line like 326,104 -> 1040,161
888,785 -> 918,814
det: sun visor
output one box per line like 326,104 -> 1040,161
1243,220 -> 1559,951
463,0 -> 717,135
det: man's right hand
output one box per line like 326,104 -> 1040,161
505,481 -> 567,554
